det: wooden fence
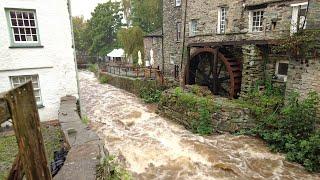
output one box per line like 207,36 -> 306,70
101,64 -> 165,85
0,82 -> 52,180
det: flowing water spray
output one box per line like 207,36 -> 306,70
80,71 -> 320,180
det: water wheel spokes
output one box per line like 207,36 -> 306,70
188,47 -> 242,98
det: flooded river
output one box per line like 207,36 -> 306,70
79,71 -> 320,180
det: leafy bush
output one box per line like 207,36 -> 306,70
139,87 -> 163,103
96,156 -> 131,180
99,76 -> 109,84
238,78 -> 284,119
88,63 -> 98,74
252,92 -> 320,172
171,87 -> 214,135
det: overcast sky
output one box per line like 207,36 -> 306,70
70,0 -> 106,19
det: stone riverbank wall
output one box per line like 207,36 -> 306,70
158,87 -> 256,133
99,72 -> 164,96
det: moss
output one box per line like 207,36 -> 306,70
159,87 -> 216,135
99,72 -> 168,97
99,76 -> 109,84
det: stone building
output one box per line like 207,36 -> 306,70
143,29 -> 163,70
0,0 -> 79,121
144,0 -> 320,98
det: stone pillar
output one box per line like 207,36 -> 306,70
240,44 -> 265,98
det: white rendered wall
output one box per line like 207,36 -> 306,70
0,0 -> 79,121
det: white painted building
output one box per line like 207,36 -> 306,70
0,0 -> 79,121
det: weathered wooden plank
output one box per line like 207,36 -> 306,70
5,82 -> 52,180
0,94 -> 11,124
8,154 -> 24,180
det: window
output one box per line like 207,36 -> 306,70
176,22 -> 182,41
190,20 -> 197,36
249,10 -> 264,32
218,7 -> 227,34
10,75 -> 43,105
6,9 -> 40,46
170,54 -> 176,65
275,60 -> 289,82
175,0 -> 181,7
291,2 -> 308,33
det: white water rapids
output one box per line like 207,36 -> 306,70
79,71 -> 320,180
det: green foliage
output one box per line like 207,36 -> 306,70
88,63 -> 98,74
251,92 -> 320,172
99,76 -> 109,84
168,87 -> 214,135
72,16 -> 90,54
130,0 -> 162,33
139,87 -> 163,103
117,26 -> 144,64
272,30 -> 320,62
96,156 -> 131,180
238,78 -> 284,119
87,2 -> 123,55
191,99 -> 214,135
81,116 -> 90,125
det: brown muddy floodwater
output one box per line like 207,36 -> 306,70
79,71 -> 320,180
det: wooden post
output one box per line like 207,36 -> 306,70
5,82 -> 52,180
212,48 -> 219,93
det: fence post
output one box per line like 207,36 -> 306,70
5,82 -> 52,180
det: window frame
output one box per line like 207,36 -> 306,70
5,8 -> 42,48
175,0 -> 181,7
217,7 -> 227,34
170,53 -> 176,65
290,2 -> 308,34
249,10 -> 264,32
275,60 -> 289,82
10,75 -> 43,106
176,22 -> 182,42
190,19 -> 197,36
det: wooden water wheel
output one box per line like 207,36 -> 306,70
187,47 -> 242,98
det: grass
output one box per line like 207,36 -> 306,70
99,76 -> 109,84
0,135 -> 18,179
96,156 -> 131,180
0,123 -> 65,179
82,116 -> 90,125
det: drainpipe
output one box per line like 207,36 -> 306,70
161,0 -> 165,73
67,0 -> 83,117
180,0 -> 188,87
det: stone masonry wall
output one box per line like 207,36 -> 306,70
158,88 -> 256,133
240,45 -> 265,97
99,72 -> 161,96
307,0 -> 320,29
163,0 -> 183,76
286,59 -> 320,98
143,36 -> 163,70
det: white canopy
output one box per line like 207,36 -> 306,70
107,49 -> 125,58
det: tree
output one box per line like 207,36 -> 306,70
72,16 -> 90,54
87,1 -> 123,55
130,0 -> 162,33
117,26 -> 144,64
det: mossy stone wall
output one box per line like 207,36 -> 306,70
99,72 -> 163,96
158,87 -> 256,133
